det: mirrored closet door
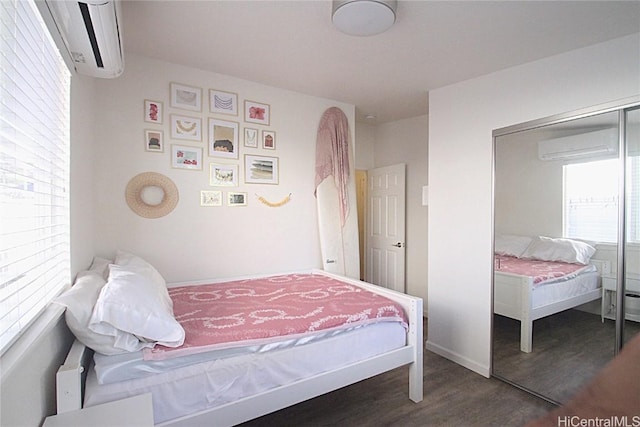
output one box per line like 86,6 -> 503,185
491,99 -> 640,404
623,107 -> 640,346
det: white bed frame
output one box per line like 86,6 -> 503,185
56,270 -> 423,426
493,261 -> 604,353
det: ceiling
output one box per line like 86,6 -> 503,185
122,1 -> 640,123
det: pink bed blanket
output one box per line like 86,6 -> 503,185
494,255 -> 595,286
144,273 -> 407,361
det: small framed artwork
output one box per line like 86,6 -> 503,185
144,129 -> 163,152
209,163 -> 238,187
227,192 -> 247,207
244,127 -> 258,148
170,82 -> 202,112
200,190 -> 222,207
209,118 -> 239,159
262,130 -> 276,150
171,114 -> 202,142
209,89 -> 238,116
245,154 -> 279,184
144,100 -> 163,124
244,100 -> 270,126
171,144 -> 203,170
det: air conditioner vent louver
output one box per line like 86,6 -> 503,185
79,2 -> 104,68
36,0 -> 124,79
538,128 -> 618,161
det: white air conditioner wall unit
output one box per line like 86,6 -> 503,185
538,128 -> 618,161
36,0 -> 124,78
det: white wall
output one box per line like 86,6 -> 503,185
494,135 -> 564,238
374,116 -> 429,305
355,121 -> 375,170
427,34 -> 640,376
92,54 -> 355,282
71,75 -> 99,273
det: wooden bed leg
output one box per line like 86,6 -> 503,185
520,321 -> 533,353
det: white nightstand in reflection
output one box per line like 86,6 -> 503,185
601,274 -> 640,323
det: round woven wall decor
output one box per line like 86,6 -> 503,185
125,172 -> 179,219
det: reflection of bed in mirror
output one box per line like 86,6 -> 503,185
493,235 -> 603,353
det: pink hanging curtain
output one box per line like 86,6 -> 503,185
315,107 -> 351,227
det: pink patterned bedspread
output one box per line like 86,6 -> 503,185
494,255 -> 596,286
144,273 -> 407,361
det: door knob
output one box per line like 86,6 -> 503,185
392,242 -> 404,248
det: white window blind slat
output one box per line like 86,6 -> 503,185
0,0 -> 70,355
564,157 -> 640,243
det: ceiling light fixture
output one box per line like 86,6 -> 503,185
332,0 -> 397,37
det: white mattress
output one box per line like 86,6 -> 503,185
94,324 -> 388,385
84,321 -> 407,424
531,270 -> 600,308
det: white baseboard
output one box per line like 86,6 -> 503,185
425,339 -> 491,378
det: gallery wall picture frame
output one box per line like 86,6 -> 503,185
171,114 -> 202,142
200,190 -> 222,207
262,130 -> 276,150
170,82 -> 202,112
209,118 -> 239,159
244,100 -> 270,126
244,127 -> 258,148
209,89 -> 238,116
171,144 -> 203,170
244,154 -> 279,185
144,129 -> 164,152
209,163 -> 238,187
144,99 -> 163,124
227,192 -> 248,207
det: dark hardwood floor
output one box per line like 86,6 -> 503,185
239,319 -> 556,427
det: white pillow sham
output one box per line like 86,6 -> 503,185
114,251 -> 170,304
55,257 -> 132,355
115,250 -> 163,275
494,234 -> 533,258
89,258 -> 184,351
83,256 -> 112,280
521,236 -> 596,265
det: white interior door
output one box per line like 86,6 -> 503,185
366,163 -> 406,292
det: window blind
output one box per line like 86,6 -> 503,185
625,155 -> 640,243
564,157 -> 640,244
0,0 -> 71,354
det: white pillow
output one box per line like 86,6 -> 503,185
89,263 -> 185,350
495,234 -> 533,258
521,236 -> 596,265
115,251 -> 168,300
87,256 -> 112,280
55,261 -> 134,355
115,250 -> 158,270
